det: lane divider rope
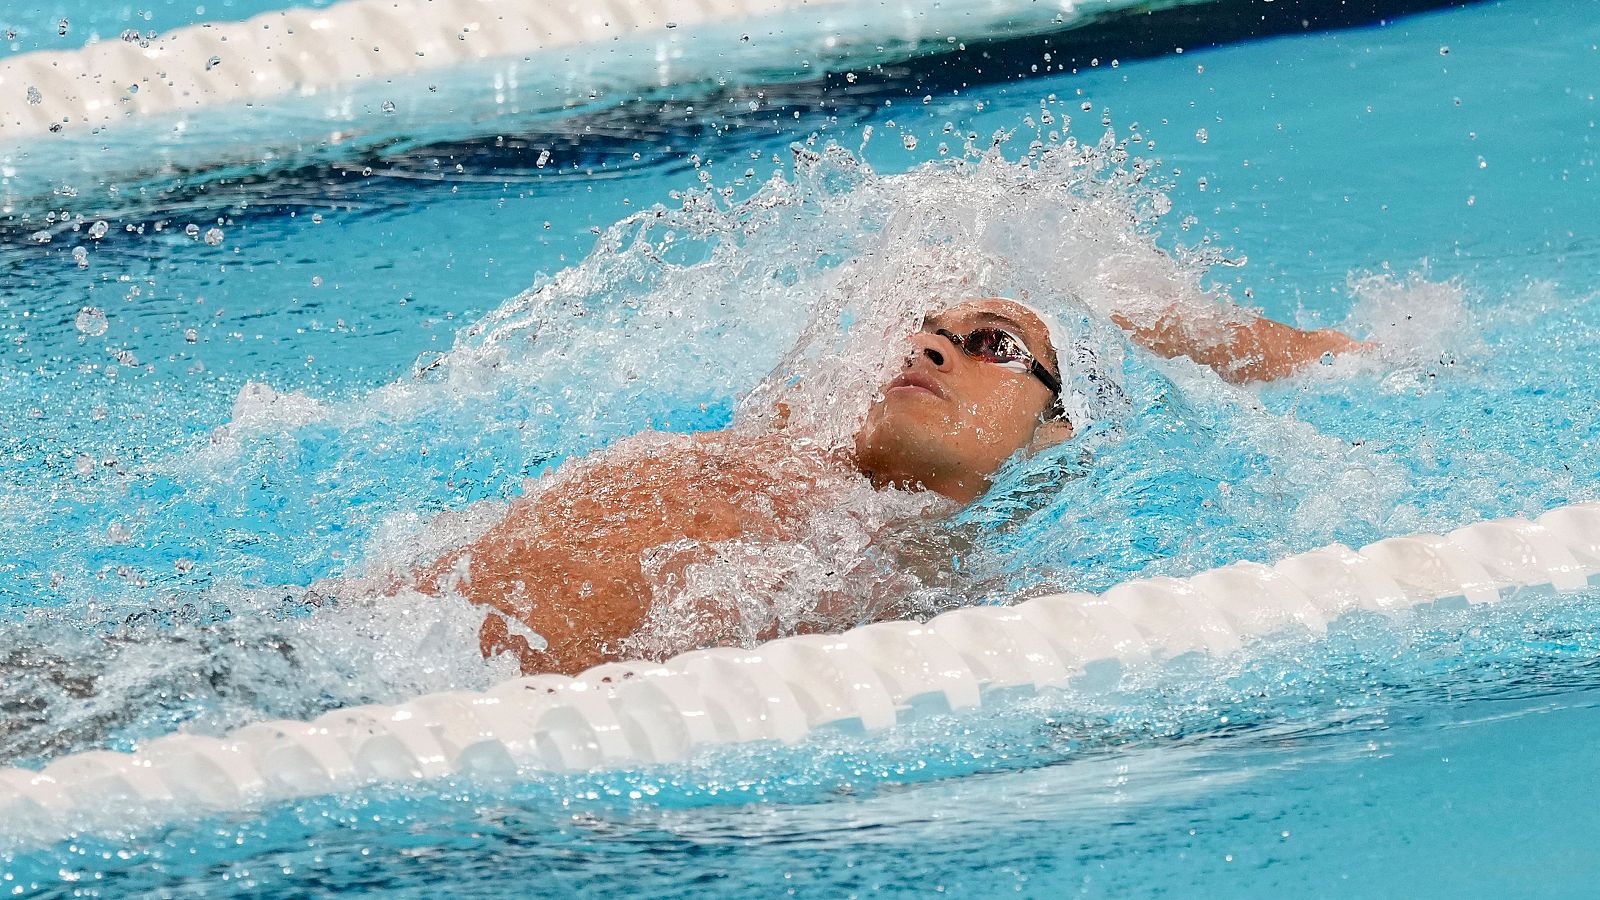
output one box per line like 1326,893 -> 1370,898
3,502 -> 1597,841
0,0 -> 839,137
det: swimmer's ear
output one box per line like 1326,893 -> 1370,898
1027,416 -> 1074,452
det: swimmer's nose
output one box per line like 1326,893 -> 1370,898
908,330 -> 955,370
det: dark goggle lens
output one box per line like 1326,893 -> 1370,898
961,327 -> 1028,363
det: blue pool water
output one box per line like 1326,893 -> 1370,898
2,0 -> 1599,894
1,0 -> 339,59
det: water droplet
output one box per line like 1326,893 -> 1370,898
120,29 -> 141,43
901,133 -> 918,151
75,306 -> 108,336
536,149 -> 551,168
205,55 -> 221,70
127,83 -> 138,94
740,33 -> 750,42
26,86 -> 41,106
1080,101 -> 1092,111
105,522 -> 130,545
311,275 -> 324,287
1320,351 -> 1335,366
174,558 -> 195,574
71,245 -> 88,268
381,99 -> 396,114
184,223 -> 200,238
1438,46 -> 1450,56
87,220 -> 108,239
203,226 -> 224,246
412,350 -> 446,377
1194,128 -> 1209,144
57,18 -> 69,36
183,327 -> 198,343
74,454 -> 95,476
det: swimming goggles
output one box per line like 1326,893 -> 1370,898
934,327 -> 1062,396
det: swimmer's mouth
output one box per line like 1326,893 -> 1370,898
886,371 -> 946,398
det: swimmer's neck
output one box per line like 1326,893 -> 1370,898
853,455 -> 988,504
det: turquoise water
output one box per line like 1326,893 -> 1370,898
1,0 -> 339,59
2,0 -> 1599,894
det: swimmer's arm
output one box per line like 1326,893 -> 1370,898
1110,306 -> 1369,384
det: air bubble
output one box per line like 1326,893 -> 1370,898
183,328 -> 198,343
71,246 -> 88,268
87,220 -> 108,239
184,223 -> 200,238
205,55 -> 222,70
1195,128 -> 1209,144
75,306 -> 108,337
536,149 -> 550,168
203,226 -> 224,246
311,213 -> 323,224
311,276 -> 324,287
901,134 -> 918,151
57,18 -> 69,36
26,86 -> 41,105
381,100 -> 396,114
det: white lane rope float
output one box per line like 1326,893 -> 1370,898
0,0 -> 832,137
0,0 -> 1164,139
3,503 -> 1598,842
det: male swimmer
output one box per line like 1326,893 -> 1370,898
418,296 -> 1362,675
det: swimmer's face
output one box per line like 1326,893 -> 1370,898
854,298 -> 1072,503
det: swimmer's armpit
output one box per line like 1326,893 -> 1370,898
1111,305 -> 1373,384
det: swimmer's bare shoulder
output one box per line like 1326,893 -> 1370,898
415,428 -> 851,675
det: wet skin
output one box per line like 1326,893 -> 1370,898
418,298 -> 1362,675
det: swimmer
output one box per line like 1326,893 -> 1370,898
417,296 -> 1364,675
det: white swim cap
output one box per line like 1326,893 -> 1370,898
1016,300 -> 1125,430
